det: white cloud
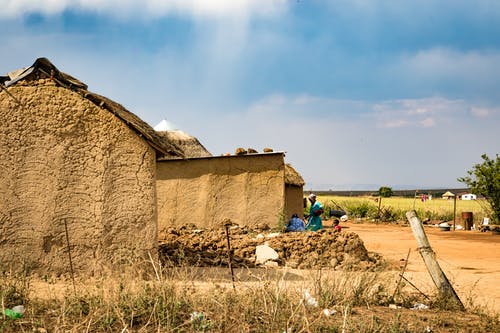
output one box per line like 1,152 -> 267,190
420,117 -> 435,127
470,107 -> 496,118
247,94 -> 371,119
245,94 -> 499,133
396,47 -> 500,88
0,0 -> 287,19
408,107 -> 430,115
374,97 -> 464,114
233,93 -> 499,188
382,119 -> 410,128
372,97 -> 468,128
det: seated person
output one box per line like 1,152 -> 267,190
285,213 -> 306,232
333,219 -> 342,232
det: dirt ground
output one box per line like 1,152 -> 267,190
156,220 -> 499,314
333,219 -> 500,313
19,220 -> 499,332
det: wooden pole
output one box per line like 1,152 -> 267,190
453,195 -> 457,231
224,221 -> 236,290
413,190 -> 419,211
377,196 -> 382,223
0,84 -> 22,105
391,248 -> 411,299
406,211 -> 464,310
399,274 -> 431,301
63,219 -> 76,296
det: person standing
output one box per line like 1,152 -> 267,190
305,193 -> 324,231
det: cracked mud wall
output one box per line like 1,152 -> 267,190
156,154 -> 286,230
0,79 -> 157,275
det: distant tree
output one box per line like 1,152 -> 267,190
378,186 -> 393,198
458,154 -> 500,224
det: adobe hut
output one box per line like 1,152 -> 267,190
156,146 -> 305,230
0,58 -> 182,275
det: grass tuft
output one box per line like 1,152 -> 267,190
1,265 -> 499,332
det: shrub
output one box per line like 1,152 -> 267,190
459,154 -> 500,224
378,186 -> 393,198
341,200 -> 378,218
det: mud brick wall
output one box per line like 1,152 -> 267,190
0,79 -> 157,275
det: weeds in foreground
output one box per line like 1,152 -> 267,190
0,270 -> 30,309
1,267 -> 499,332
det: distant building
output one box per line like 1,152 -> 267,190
460,193 -> 477,200
442,191 -> 455,200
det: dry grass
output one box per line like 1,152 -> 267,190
1,264 -> 499,332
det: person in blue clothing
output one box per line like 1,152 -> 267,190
305,193 -> 324,231
285,213 -> 305,232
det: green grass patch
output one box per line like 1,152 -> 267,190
319,195 -> 488,223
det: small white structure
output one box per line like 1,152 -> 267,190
460,193 -> 477,200
442,191 -> 455,200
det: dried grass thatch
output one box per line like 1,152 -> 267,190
442,191 -> 455,198
285,163 -> 305,187
1,57 -> 183,158
156,130 -> 211,160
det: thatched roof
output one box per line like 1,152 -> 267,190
285,163 -> 305,187
156,130 -> 211,160
1,58 -> 183,158
442,191 -> 455,198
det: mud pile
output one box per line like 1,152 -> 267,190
158,225 -> 382,271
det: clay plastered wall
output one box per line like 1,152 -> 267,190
285,185 -> 305,220
156,154 -> 286,230
0,79 -> 157,275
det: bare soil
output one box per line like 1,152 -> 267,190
18,220 -> 499,332
334,219 -> 500,313
158,221 -> 500,313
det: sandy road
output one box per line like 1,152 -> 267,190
337,220 -> 500,313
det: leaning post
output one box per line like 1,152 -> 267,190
406,211 -> 465,310
377,196 -> 382,223
223,218 -> 236,290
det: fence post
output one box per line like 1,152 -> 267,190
223,219 -> 236,290
406,211 -> 464,310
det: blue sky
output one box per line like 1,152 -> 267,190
1,0 -> 499,190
